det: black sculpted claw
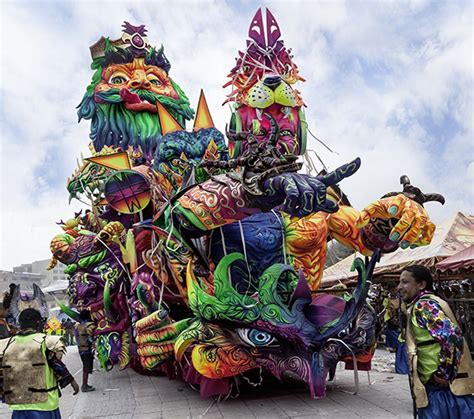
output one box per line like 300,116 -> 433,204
318,158 -> 361,187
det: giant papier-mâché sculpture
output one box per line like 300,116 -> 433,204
49,9 -> 444,398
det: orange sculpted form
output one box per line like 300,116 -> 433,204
95,58 -> 179,112
328,206 -> 372,256
283,212 -> 329,291
284,206 -> 373,291
191,344 -> 257,379
355,194 -> 434,247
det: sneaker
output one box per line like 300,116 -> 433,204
81,385 -> 95,392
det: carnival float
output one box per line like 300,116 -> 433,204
49,8 -> 444,398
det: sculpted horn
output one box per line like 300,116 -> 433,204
103,279 -> 119,323
55,298 -> 81,322
309,250 -> 379,345
47,257 -> 58,271
423,193 -> 445,205
258,263 -> 296,307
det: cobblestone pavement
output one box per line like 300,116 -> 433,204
1,347 -> 414,418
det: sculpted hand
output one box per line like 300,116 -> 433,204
135,310 -> 192,370
356,194 -> 435,249
262,158 -> 361,217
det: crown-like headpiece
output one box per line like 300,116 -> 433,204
224,8 -> 304,103
89,21 -> 151,59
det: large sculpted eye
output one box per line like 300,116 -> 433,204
237,328 -> 277,347
147,75 -> 162,86
109,74 -> 128,85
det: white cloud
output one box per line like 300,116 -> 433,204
1,0 -> 472,270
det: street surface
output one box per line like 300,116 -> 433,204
0,347 -> 414,418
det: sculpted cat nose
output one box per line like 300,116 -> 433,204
263,75 -> 282,90
129,71 -> 151,89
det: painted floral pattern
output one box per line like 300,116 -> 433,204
414,293 -> 464,381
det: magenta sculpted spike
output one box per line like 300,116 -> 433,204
248,8 -> 266,47
265,8 -> 281,47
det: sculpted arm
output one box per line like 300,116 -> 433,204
327,206 -> 372,256
175,159 -> 361,233
329,190 -> 440,255
175,174 -> 260,232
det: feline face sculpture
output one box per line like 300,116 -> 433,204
224,8 -> 307,157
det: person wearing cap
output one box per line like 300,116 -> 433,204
0,308 -> 79,418
74,310 -> 96,392
398,265 -> 474,418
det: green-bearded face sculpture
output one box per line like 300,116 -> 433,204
77,22 -> 194,159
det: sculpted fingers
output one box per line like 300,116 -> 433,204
383,195 -> 408,219
282,176 -> 300,214
312,180 -> 338,213
412,220 -> 436,247
355,194 -> 413,228
269,173 -> 341,216
388,202 -> 417,242
356,190 -> 439,252
320,158 -> 361,187
279,174 -> 338,216
399,212 -> 427,249
322,198 -> 339,213
296,176 -> 315,216
355,201 -> 391,228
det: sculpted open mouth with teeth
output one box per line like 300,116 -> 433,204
225,8 -> 307,157
237,102 -> 302,155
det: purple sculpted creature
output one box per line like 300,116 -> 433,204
49,222 -> 131,369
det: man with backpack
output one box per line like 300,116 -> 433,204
0,308 -> 79,418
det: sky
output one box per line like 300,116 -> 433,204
0,0 -> 473,271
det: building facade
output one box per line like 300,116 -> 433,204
11,259 -> 67,289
